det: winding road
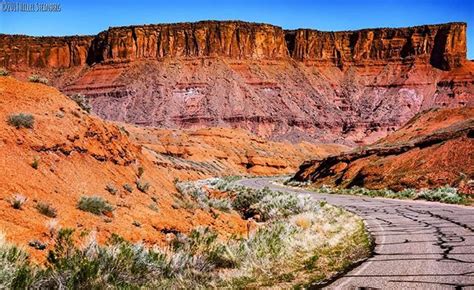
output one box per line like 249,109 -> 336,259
237,177 -> 474,289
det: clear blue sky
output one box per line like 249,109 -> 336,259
1,0 -> 473,59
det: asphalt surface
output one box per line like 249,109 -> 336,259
237,177 -> 474,290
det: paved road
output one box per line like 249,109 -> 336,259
237,177 -> 474,289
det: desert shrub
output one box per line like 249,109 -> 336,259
176,180 -> 232,212
10,194 -> 27,210
417,187 -> 465,204
148,203 -> 159,212
231,187 -> 267,217
123,183 -> 133,193
0,233 -> 33,288
35,202 -> 57,218
69,94 -> 91,113
31,157 -> 39,169
137,166 -> 145,177
7,113 -> 34,129
28,240 -> 46,250
105,184 -> 117,195
28,74 -> 48,84
207,198 -> 232,212
250,191 -> 314,221
77,196 -> 114,215
0,68 -> 8,76
136,180 -> 150,193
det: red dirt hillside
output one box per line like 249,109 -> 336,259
0,77 -> 250,257
292,107 -> 474,191
0,77 -> 344,258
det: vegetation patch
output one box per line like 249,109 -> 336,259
10,194 -> 27,210
285,180 -> 468,205
28,74 -> 48,84
0,178 -> 371,288
77,196 -> 114,216
68,94 -> 91,113
35,202 -> 57,218
7,113 -> 34,129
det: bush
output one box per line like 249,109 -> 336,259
69,94 -> 91,113
0,68 -> 8,76
35,202 -> 57,218
417,187 -> 465,204
136,180 -> 150,193
0,232 -> 32,289
105,184 -> 117,195
123,184 -> 133,193
10,194 -> 27,210
28,74 -> 48,84
31,157 -> 39,170
77,196 -> 114,215
7,113 -> 34,129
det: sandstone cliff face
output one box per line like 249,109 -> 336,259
1,21 -> 467,69
286,22 -> 467,70
87,21 -> 288,63
0,21 -> 472,144
0,35 -> 94,69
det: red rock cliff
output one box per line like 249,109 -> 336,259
286,22 -> 467,70
87,21 -> 288,63
0,35 -> 94,69
0,21 -> 467,69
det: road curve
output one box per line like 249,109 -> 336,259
237,177 -> 474,289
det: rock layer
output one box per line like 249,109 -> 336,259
1,21 -> 472,144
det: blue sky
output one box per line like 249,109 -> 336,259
1,0 -> 473,58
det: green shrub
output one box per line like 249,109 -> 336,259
123,184 -> 133,193
105,184 -> 117,195
77,196 -> 114,215
136,180 -> 150,193
28,74 -> 48,84
10,194 -> 26,210
35,202 -> 57,218
0,233 -> 33,288
7,113 -> 34,129
417,187 -> 464,204
28,240 -> 46,250
137,166 -> 144,177
31,157 -> 39,170
69,94 -> 91,113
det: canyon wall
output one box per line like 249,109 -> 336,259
0,21 -> 472,144
287,22 -> 466,70
0,21 -> 467,69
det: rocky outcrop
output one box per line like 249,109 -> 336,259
286,22 -> 467,70
0,35 -> 94,69
1,21 -> 467,69
0,21 -> 472,144
87,21 -> 288,63
292,107 -> 474,190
